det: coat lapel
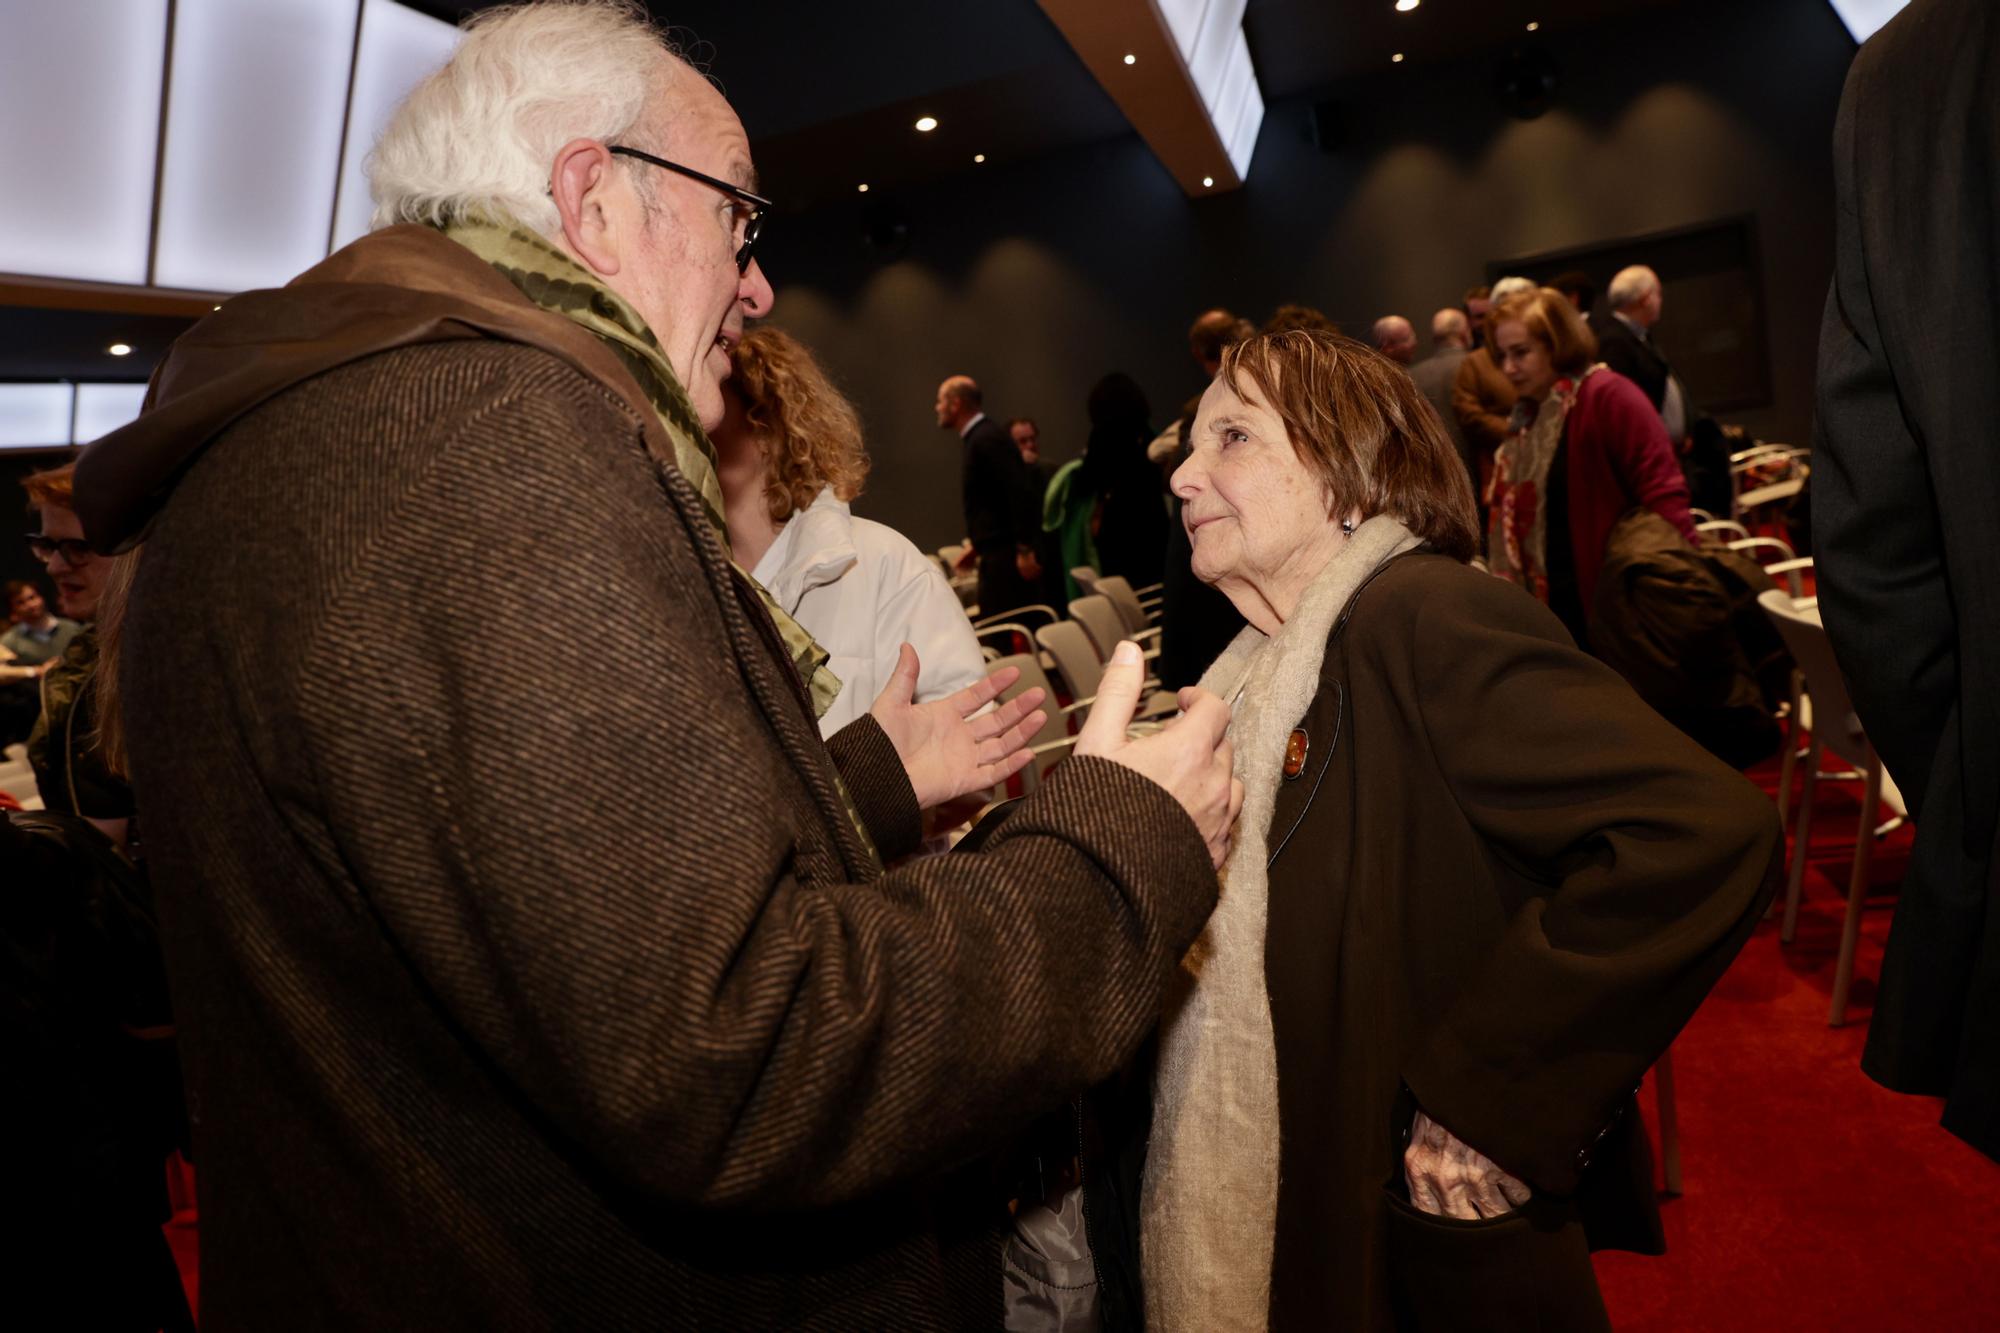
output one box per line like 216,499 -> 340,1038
1267,671 -> 1342,869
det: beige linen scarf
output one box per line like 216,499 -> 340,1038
1141,515 -> 1422,1331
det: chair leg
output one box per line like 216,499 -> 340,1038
1782,737 -> 1821,944
1777,671 -> 1804,834
1654,1047 -> 1682,1196
1829,753 -> 1882,1027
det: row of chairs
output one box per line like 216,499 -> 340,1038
1714,523 -> 1907,1029
970,576 -> 1175,792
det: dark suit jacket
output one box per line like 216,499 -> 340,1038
72,226 -> 1221,1328
1814,0 -> 2000,1161
960,415 -> 1025,556
1259,554 -> 1777,1329
1590,311 -> 1670,411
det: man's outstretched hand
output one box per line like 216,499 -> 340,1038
869,644 -> 1047,809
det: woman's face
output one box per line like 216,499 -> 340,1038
1171,376 -> 1346,632
1492,318 -> 1558,402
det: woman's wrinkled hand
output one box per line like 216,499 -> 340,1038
1403,1110 -> 1532,1220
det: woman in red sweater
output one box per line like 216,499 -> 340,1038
1484,286 -> 1695,640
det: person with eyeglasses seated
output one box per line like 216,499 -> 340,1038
67,3 -> 1242,1326
16,465 -> 135,840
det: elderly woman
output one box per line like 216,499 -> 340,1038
1486,285 -> 1697,642
1120,329 -> 1777,1330
711,327 -> 987,736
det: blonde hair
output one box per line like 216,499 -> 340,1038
727,328 -> 870,522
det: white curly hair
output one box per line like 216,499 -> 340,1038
368,0 -> 686,237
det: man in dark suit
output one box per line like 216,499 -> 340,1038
936,374 -> 1038,617
1814,0 -> 1999,1163
1593,266 -> 1731,512
1411,308 -> 1476,497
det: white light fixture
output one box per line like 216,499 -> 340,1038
914,116 -> 938,132
1527,21 -> 1540,31
1396,0 -> 1420,11
1202,175 -> 1214,187
212,304 -> 223,311
1392,52 -> 1405,62
857,183 -> 870,192
1123,53 -> 1136,65
0,0 -> 169,285
75,383 -> 150,442
973,153 -> 986,163
107,342 -> 134,356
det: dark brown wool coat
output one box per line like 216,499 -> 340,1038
72,228 -> 1219,1330
1261,554 -> 1779,1330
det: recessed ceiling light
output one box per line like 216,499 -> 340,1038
211,304 -> 222,311
1396,0 -> 1420,11
973,153 -> 986,163
857,183 -> 869,193
1527,21 -> 1540,31
1202,176 -> 1214,188
1392,52 -> 1405,62
1123,53 -> 1136,65
915,116 -> 938,132
107,342 -> 132,356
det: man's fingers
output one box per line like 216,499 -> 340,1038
955,663 -> 1019,715
1175,687 -> 1233,748
1076,640 -> 1145,750
977,708 -> 1046,763
882,643 -> 921,706
972,687 -> 1044,740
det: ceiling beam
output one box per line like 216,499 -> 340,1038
1037,0 -> 1265,197
0,272 -> 224,318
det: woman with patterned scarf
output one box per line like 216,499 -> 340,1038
1485,286 -> 1698,644
1072,329 -> 1777,1331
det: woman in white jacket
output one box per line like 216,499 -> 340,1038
714,327 -> 988,737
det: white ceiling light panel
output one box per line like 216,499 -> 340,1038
1827,0 -> 1911,43
330,0 -> 462,253
74,383 -> 153,444
153,0 -> 359,292
0,384 -> 75,451
0,0 -> 170,285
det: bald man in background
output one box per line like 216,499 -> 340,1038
1411,307 -> 1478,496
936,373 -> 1037,616
1370,314 -> 1418,366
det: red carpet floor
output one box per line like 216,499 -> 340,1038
159,752 -> 1998,1328
1596,752 -> 2000,1329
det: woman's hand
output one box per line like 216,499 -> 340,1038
869,645 -> 1046,809
1403,1110 -> 1532,1220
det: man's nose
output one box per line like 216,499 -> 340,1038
740,258 -> 773,318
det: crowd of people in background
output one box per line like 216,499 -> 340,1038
7,0 -> 1991,1328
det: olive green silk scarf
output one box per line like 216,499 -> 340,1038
441,219 -> 843,719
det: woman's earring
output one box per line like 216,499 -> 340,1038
1340,517 -> 1356,537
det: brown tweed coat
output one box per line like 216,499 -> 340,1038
73,228 -> 1218,1330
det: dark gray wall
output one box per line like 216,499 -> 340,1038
755,0 -> 1856,552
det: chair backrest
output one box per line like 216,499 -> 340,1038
1756,589 -> 1870,767
1068,595 -> 1128,660
986,652 -> 1070,791
1070,566 -> 1101,594
1036,621 -> 1104,703
1094,576 -> 1151,634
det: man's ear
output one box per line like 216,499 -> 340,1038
550,138 -> 622,277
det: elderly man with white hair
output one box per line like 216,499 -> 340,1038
71,2 -> 1240,1325
1591,264 -> 1694,444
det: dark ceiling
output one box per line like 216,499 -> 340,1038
8,0 -> 1677,381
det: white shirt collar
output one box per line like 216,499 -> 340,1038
958,411 -> 987,439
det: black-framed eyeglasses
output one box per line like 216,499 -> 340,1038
609,145 -> 771,274
26,534 -> 96,566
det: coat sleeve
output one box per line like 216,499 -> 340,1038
1452,354 -> 1513,452
1594,374 -> 1696,540
1810,56 -> 1955,817
298,377 -> 1219,1213
1389,570 -> 1778,1194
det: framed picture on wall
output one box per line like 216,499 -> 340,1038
1490,215 -> 1772,413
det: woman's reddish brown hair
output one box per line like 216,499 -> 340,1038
1216,329 -> 1481,562
1486,285 -> 1600,376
